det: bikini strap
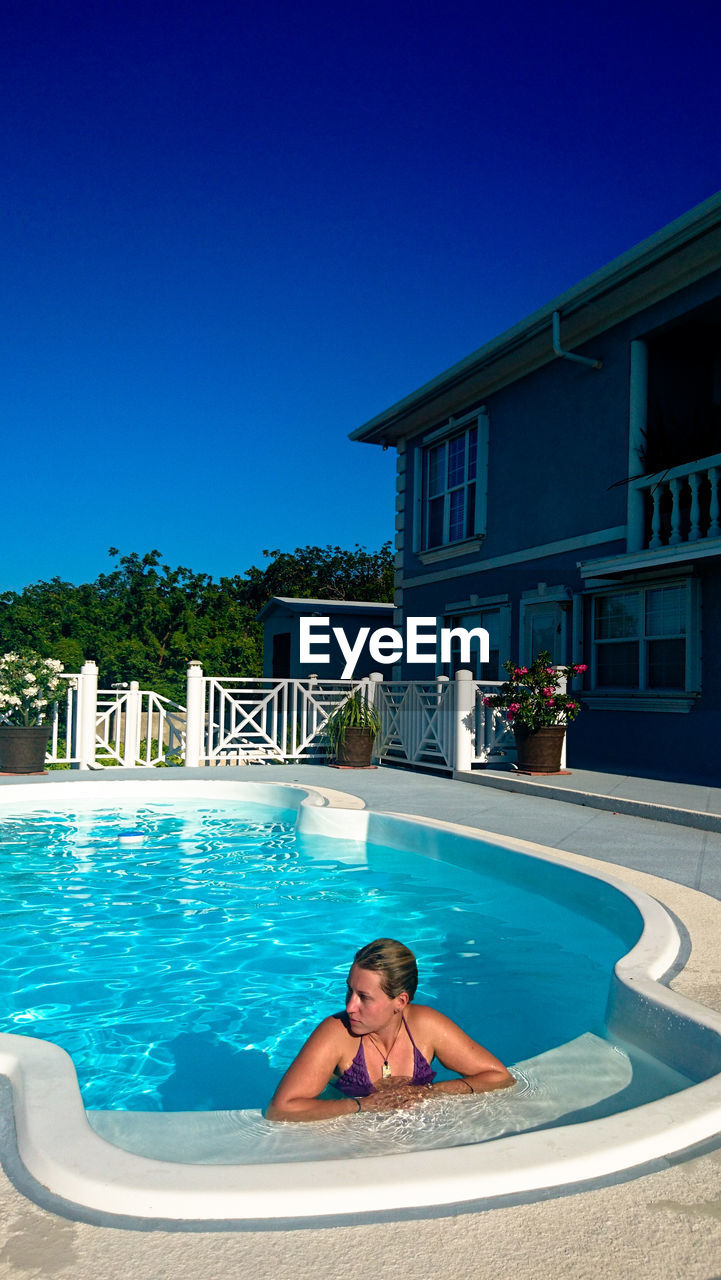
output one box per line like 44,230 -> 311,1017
401,1013 -> 417,1048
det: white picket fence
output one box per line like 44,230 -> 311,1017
36,662 -> 545,773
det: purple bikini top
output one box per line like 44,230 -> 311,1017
333,1014 -> 436,1097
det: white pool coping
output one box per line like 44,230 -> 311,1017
0,775 -> 720,1223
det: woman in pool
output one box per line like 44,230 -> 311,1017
266,938 -> 514,1122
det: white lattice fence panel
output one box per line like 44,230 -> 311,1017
94,691 -> 128,763
471,684 -> 516,764
376,681 -> 455,770
202,679 -> 357,762
136,693 -> 186,765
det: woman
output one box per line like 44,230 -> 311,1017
265,938 -> 514,1122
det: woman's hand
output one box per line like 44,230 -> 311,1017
358,1080 -> 429,1112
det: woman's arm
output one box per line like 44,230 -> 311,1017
417,1008 -> 515,1096
265,1020 -> 435,1122
265,1018 -> 362,1122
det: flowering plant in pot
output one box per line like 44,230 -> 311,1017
481,650 -> 586,773
325,687 -> 382,768
0,651 -> 65,773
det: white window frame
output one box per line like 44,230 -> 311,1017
586,576 -> 700,712
440,596 -> 511,681
414,409 -> 489,559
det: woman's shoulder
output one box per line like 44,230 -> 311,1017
406,1004 -> 454,1035
315,1012 -> 354,1042
406,1003 -> 441,1028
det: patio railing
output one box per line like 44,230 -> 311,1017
39,664 -> 186,769
24,662 -> 543,773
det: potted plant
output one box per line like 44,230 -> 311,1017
0,651 -> 65,773
325,687 -> 382,768
481,650 -> 586,774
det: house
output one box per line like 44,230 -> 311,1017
350,192 -> 721,782
258,597 -> 394,679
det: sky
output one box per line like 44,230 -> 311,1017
2,0 -> 721,593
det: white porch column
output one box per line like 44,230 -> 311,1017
185,662 -> 204,767
124,681 -> 141,767
77,660 -> 98,771
368,671 -> 383,760
558,669 -> 568,770
628,340 -> 648,552
453,669 -> 474,773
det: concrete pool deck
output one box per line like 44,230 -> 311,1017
1,764 -> 720,1278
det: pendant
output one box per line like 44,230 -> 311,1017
382,1061 -> 391,1079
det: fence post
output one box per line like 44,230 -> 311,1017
453,669 -> 474,773
185,662 -> 204,767
557,669 -> 568,770
367,671 -> 383,760
124,681 -> 141,767
77,660 -> 98,771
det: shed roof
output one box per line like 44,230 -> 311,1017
257,596 -> 394,622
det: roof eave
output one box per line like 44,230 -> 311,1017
351,190 -> 721,446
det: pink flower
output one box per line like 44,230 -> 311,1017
573,663 -> 588,673
545,697 -> 555,706
508,703 -> 521,714
513,667 -> 528,678
506,710 -> 515,721
542,686 -> 554,696
482,695 -> 492,706
546,666 -> 555,674
567,702 -> 577,710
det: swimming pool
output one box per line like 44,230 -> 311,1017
1,775 -> 720,1223
0,791 -> 648,1112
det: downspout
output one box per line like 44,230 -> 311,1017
552,310 -> 602,370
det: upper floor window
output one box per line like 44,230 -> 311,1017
422,423 -> 478,549
591,581 -> 694,691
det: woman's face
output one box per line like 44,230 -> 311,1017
345,964 -> 402,1033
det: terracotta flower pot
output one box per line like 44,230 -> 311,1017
335,727 -> 376,767
0,725 -> 52,774
513,724 -> 566,774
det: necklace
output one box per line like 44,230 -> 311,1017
367,1017 -> 403,1079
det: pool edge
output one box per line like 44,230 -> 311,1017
1,775 -> 721,1223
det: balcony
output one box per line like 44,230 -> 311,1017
630,452 -> 721,552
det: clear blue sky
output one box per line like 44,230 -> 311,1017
3,0 -> 720,592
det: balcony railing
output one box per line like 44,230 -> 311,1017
630,452 -> 721,551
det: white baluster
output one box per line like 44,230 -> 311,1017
668,478 -> 682,546
688,472 -> 701,542
649,482 -> 665,548
709,467 -> 721,538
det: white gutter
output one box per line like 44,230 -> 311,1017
552,310 -> 602,370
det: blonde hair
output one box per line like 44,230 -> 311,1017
353,938 -> 418,1001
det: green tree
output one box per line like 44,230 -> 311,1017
244,542 -> 394,608
0,541 -> 393,701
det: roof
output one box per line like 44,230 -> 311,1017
351,190 -> 721,445
256,596 -> 394,622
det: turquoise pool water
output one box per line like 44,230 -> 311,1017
0,798 -> 644,1112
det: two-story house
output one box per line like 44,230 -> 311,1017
351,192 -> 721,782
